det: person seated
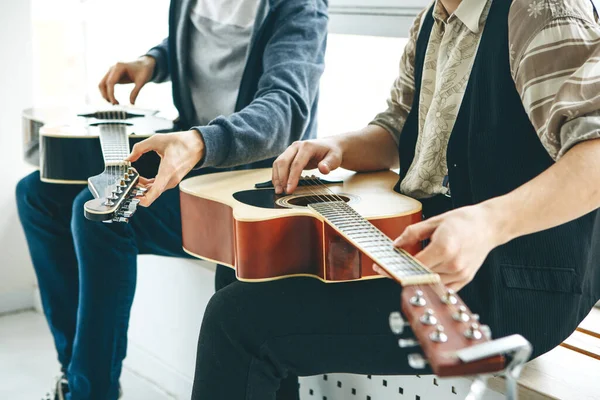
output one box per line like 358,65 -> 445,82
16,1 -> 328,399
190,0 -> 600,399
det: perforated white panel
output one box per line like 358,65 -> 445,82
299,374 -> 505,400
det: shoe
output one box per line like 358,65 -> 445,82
41,374 -> 68,400
41,374 -> 122,400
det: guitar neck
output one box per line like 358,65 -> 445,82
309,201 -> 439,286
98,123 -> 130,166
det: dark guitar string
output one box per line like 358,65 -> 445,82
103,110 -> 128,203
303,177 -> 461,317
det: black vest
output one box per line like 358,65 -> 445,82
398,1 -> 600,358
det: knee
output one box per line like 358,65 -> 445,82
69,189 -> 100,236
203,286 -> 247,337
15,171 -> 42,214
70,189 -> 134,251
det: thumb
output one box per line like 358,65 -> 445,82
129,81 -> 145,105
317,151 -> 342,174
394,220 -> 439,248
126,137 -> 156,162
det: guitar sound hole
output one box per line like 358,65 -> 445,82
89,122 -> 133,127
288,195 -> 350,207
232,189 -> 358,210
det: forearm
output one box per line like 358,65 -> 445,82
484,138 -> 600,245
336,125 -> 399,172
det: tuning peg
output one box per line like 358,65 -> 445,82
480,324 -> 492,340
119,180 -> 127,188
128,199 -> 140,211
127,167 -> 136,175
430,325 -> 448,343
452,305 -> 471,322
103,199 -> 115,207
464,323 -> 483,340
441,288 -> 458,305
420,309 -> 437,326
119,210 -> 135,218
123,173 -> 131,182
408,353 -> 428,369
389,312 -> 406,335
398,338 -> 420,348
113,217 -> 129,223
410,290 -> 426,307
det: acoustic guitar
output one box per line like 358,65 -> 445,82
22,107 -> 174,184
22,107 -> 174,223
180,168 -> 533,382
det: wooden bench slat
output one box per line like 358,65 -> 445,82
561,330 -> 600,361
578,307 -> 600,338
489,346 -> 600,400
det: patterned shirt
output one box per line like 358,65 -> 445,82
371,0 -> 600,199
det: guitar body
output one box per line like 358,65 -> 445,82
179,168 -> 422,283
23,107 -> 175,184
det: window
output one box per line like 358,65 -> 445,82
31,0 -> 418,135
318,33 -> 406,137
329,0 -> 430,37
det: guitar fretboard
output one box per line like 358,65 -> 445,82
98,123 -> 130,166
309,201 -> 439,286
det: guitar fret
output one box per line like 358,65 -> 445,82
309,201 -> 436,282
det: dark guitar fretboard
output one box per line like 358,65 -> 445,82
309,201 -> 439,285
98,123 -> 130,166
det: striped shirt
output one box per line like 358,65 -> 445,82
371,0 -> 600,199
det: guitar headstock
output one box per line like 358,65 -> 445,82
84,165 -> 146,223
393,285 -> 505,377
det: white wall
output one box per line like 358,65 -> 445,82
0,0 -> 37,314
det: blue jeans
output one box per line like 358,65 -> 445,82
15,171 -> 191,400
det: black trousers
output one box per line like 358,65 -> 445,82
200,266 -> 420,400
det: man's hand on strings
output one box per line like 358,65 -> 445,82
126,130 -> 205,207
272,139 -> 343,195
99,56 -> 156,105
376,204 -> 506,292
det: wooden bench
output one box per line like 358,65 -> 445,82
489,307 -> 600,400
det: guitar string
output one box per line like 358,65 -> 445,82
302,177 -> 427,277
298,177 -> 429,279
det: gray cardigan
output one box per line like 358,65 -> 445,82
146,0 -> 329,169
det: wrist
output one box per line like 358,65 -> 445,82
479,196 -> 517,247
139,55 -> 156,69
188,129 -> 206,162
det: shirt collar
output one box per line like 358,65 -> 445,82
433,0 -> 489,34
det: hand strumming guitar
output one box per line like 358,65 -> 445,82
272,125 -> 400,195
98,55 -> 156,105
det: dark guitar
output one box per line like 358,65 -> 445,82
22,107 -> 174,184
22,107 -> 175,223
180,168 -> 533,388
